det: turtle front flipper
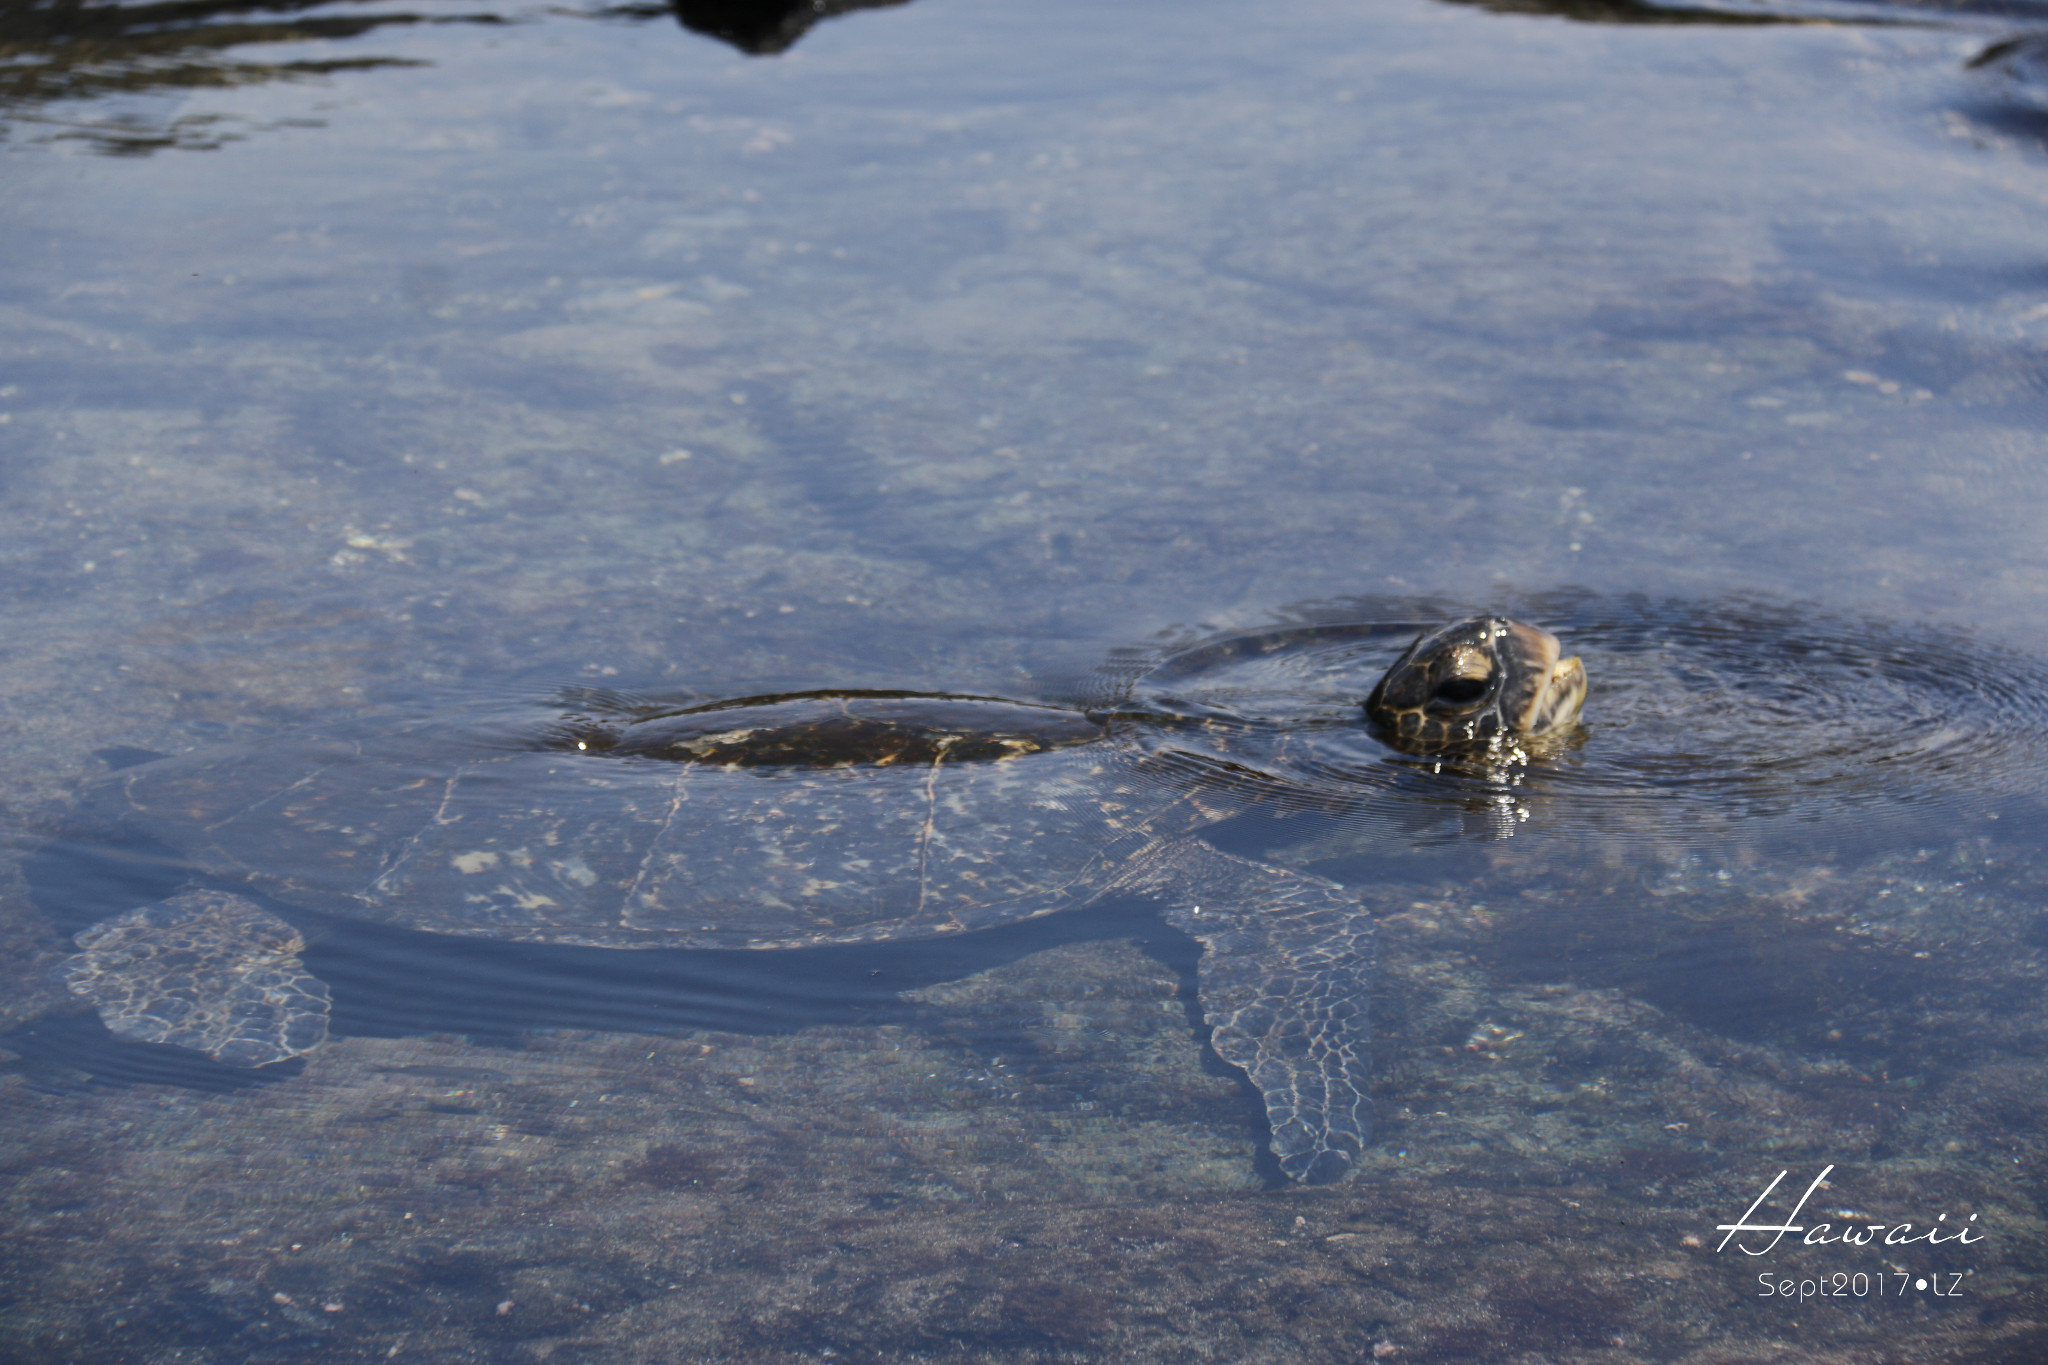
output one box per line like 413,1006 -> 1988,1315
1120,839 -> 1375,1184
58,888 -> 331,1067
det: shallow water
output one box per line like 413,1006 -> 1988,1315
5,0 -> 2048,1359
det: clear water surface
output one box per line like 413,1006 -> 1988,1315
3,0 -> 2048,1359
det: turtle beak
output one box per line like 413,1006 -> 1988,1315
1505,621 -> 1586,736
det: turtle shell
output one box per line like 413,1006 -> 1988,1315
95,694 -> 1243,951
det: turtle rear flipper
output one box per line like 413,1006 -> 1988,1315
59,889 -> 331,1067
1123,839 -> 1375,1184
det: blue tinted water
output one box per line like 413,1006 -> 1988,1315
4,0 -> 2047,1359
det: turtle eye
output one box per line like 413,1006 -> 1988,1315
1432,677 -> 1489,706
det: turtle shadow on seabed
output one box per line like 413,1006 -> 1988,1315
9,825 -> 1283,1155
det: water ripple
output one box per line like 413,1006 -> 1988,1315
1120,598 -> 2048,853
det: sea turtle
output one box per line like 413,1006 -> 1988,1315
56,616 -> 1586,1182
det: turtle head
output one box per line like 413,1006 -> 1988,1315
1365,617 -> 1586,756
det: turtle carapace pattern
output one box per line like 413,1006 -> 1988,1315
58,616 -> 1586,1183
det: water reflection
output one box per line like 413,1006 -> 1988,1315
666,0 -> 909,54
0,0 -> 458,150
1446,0 -> 2045,20
1436,0 -> 1804,26
1965,31 -> 2048,129
0,0 -> 914,153
7,0 -> 2045,158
